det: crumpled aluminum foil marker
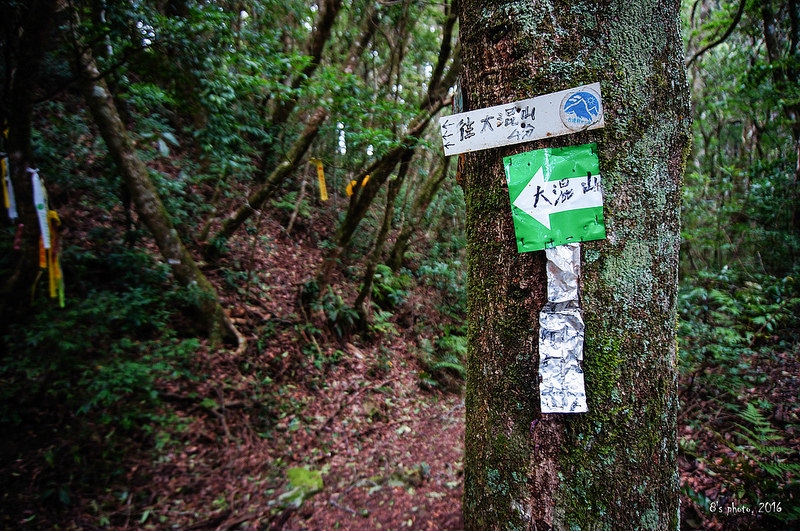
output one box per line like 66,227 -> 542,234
539,243 -> 587,413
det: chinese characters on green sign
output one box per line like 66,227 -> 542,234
439,84 -> 607,415
503,143 -> 605,252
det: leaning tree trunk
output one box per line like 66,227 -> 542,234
459,1 -> 691,529
77,48 -> 236,347
211,6 -> 380,244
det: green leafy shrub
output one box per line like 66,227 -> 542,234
1,245 -> 199,429
711,403 -> 800,524
371,264 -> 411,309
78,338 -> 199,428
678,268 -> 800,396
417,259 -> 466,318
416,328 -> 466,393
679,267 -> 799,525
308,286 -> 358,339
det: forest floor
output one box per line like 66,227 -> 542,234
1,212 -> 798,530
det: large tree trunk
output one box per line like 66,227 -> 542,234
459,0 -> 690,529
254,0 -> 345,183
77,47 -> 236,346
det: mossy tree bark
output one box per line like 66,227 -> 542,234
459,1 -> 690,530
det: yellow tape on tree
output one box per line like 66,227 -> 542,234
1,157 -> 8,208
315,160 -> 328,201
47,210 -> 62,301
38,238 -> 46,269
345,174 -> 370,197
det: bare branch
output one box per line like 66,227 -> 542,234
686,0 -> 747,67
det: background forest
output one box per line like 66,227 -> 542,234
0,0 -> 798,530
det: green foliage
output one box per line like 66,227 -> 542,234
31,100 -> 94,189
681,12 -> 800,523
368,308 -> 399,337
679,265 -> 800,523
122,81 -> 180,158
713,403 -> 800,523
417,259 -> 466,318
367,345 -> 395,378
416,326 -> 467,392
734,404 -> 800,481
310,286 -> 359,338
371,264 -> 411,309
272,190 -> 312,221
1,244 -> 198,429
679,269 -> 799,356
77,338 -> 199,429
276,467 -> 324,509
682,0 -> 800,277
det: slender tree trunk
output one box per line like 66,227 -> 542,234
387,155 -> 451,271
268,0 -> 342,129
309,2 -> 460,300
353,150 -> 412,321
213,107 -> 328,243
255,0 -> 345,183
312,67 -> 458,298
76,47 -> 236,346
459,1 -> 690,529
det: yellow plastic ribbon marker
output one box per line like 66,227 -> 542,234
310,158 -> 328,201
1,156 -> 17,220
38,238 -> 46,269
345,174 -> 370,197
47,210 -> 62,301
1,157 -> 8,208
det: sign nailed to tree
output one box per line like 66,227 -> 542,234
438,83 -> 604,156
503,143 -> 607,414
439,82 -> 608,415
504,143 -> 606,252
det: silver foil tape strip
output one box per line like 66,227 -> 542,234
539,243 -> 588,413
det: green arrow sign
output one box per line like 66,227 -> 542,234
503,143 -> 605,252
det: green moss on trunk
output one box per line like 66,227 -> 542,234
460,0 -> 690,529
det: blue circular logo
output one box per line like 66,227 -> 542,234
560,89 -> 602,130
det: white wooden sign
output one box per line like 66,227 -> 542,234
438,83 -> 604,156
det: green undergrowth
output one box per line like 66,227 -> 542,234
298,253 -> 467,393
0,243 -> 203,516
678,266 -> 800,525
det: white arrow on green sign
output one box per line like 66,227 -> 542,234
503,143 -> 605,252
